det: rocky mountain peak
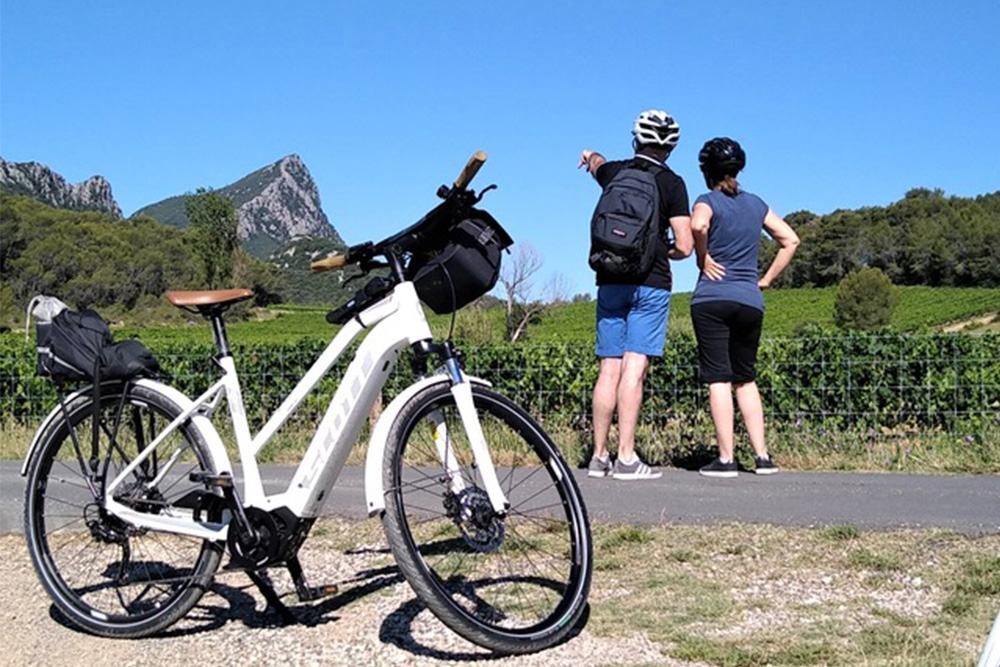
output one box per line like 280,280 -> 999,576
230,153 -> 340,244
0,158 -> 123,218
135,154 -> 342,257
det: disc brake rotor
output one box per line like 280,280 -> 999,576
445,486 -> 505,553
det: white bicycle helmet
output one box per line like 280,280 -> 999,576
632,110 -> 680,149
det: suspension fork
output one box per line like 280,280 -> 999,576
414,340 -> 509,514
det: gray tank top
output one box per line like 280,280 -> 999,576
691,190 -> 768,312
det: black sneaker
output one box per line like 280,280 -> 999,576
699,457 -> 738,478
754,455 -> 779,475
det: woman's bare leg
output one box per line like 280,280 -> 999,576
708,382 -> 735,461
734,381 -> 767,457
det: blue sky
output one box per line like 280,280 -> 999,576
2,1 -> 998,295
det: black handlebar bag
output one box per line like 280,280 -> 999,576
407,215 -> 513,314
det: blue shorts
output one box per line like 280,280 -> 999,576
595,285 -> 671,358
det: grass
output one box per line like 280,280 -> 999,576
584,522 -> 1000,666
6,415 -> 1000,475
847,547 -> 905,572
821,524 -> 862,541
540,417 -> 1000,475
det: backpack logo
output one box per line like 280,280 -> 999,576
588,163 -> 660,277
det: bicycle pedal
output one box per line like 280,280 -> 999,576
297,584 -> 339,602
189,472 -> 234,489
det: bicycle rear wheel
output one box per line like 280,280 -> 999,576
382,383 -> 592,654
24,382 -> 224,637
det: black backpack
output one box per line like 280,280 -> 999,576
588,160 -> 661,277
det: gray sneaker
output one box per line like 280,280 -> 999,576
612,455 -> 662,481
587,455 -> 613,478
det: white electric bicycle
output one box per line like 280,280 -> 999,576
22,153 -> 593,655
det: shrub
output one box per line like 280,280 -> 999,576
834,268 -> 901,330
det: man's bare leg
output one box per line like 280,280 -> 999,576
615,352 -> 649,463
592,357 -> 622,460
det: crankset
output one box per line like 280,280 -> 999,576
227,507 -> 281,569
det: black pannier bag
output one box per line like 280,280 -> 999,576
101,339 -> 162,380
37,308 -> 160,383
30,297 -> 162,465
39,309 -> 113,381
407,216 -> 514,315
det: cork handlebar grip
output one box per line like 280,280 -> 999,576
454,151 -> 488,190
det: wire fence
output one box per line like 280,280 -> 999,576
3,333 -> 999,466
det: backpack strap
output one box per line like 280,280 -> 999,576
627,157 -> 666,174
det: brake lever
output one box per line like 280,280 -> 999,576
343,259 -> 390,288
474,184 -> 497,204
343,272 -> 365,288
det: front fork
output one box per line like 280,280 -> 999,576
412,340 -> 509,515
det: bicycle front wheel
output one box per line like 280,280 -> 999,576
24,382 -> 224,638
382,383 -> 592,654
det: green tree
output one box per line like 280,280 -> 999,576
759,190 -> 1000,288
833,267 -> 901,330
0,194 -> 201,325
184,189 -> 239,288
232,249 -> 286,306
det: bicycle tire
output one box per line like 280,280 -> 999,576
382,383 -> 592,654
24,381 -> 224,638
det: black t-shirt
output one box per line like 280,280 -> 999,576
594,157 -> 690,290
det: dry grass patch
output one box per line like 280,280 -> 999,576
587,522 -> 1000,666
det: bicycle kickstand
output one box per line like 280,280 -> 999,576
245,569 -> 298,625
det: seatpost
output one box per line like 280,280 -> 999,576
210,314 -> 231,357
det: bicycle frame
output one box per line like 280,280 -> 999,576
101,281 -> 510,541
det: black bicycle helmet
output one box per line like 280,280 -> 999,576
699,137 -> 746,177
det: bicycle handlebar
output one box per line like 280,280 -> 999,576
310,151 -> 489,276
454,151 -> 487,191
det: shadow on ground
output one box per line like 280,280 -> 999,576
46,546 -> 586,661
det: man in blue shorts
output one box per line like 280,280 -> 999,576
579,110 -> 693,480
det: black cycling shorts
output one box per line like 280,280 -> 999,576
690,300 -> 764,384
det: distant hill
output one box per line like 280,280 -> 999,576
269,236 -> 358,305
0,158 -> 122,218
135,154 -> 343,258
760,189 -> 1000,288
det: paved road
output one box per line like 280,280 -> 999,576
2,460 -> 997,535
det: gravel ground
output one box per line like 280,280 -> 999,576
0,530 -> 696,667
7,518 -> 995,666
